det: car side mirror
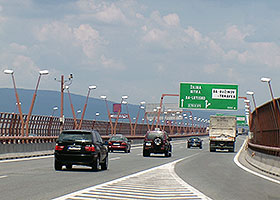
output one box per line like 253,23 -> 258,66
104,141 -> 109,145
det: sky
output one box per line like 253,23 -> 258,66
0,0 -> 280,109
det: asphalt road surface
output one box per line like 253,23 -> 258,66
0,136 -> 279,199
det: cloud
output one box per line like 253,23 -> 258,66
163,13 -> 180,26
94,3 -> 127,24
143,28 -> 166,42
203,64 -> 220,74
9,43 -> 27,52
35,21 -> 73,42
100,54 -> 126,70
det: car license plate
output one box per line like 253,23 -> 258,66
113,143 -> 119,146
68,146 -> 81,151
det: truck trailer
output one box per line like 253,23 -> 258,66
209,115 -> 237,152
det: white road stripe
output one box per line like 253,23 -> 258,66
0,175 -> 8,179
53,154 -> 212,200
109,157 -> 121,161
0,155 -> 53,163
234,139 -> 280,185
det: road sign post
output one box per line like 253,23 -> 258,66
179,82 -> 238,110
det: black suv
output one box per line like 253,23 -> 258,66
143,129 -> 172,157
54,130 -> 108,171
187,137 -> 203,149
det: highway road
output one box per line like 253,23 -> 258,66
0,136 -> 279,200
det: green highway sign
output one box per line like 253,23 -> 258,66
179,82 -> 238,110
236,115 -> 246,125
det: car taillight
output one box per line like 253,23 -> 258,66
55,145 -> 64,151
85,145 -> 95,152
108,142 -> 112,145
121,142 -> 127,146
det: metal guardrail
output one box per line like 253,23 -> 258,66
0,112 -> 206,144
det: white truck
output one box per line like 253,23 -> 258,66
209,115 -> 237,152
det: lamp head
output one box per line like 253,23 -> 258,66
100,95 -> 107,99
89,85 -> 97,90
122,95 -> 128,99
246,91 -> 254,95
4,69 -> 14,74
39,70 -> 49,75
261,77 -> 271,83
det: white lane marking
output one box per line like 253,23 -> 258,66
0,175 -> 8,179
54,153 -> 211,200
234,139 -> 280,185
137,153 -> 142,156
110,157 -> 121,161
0,155 -> 53,163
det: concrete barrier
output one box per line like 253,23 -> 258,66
0,143 -> 56,154
246,147 -> 280,177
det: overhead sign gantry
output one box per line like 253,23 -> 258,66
179,82 -> 238,110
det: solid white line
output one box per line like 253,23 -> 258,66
0,155 -> 53,163
234,139 -> 280,185
0,175 -> 8,179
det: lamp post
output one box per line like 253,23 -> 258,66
246,91 -> 263,134
113,95 -> 128,135
100,95 -> 114,135
4,69 -> 25,136
52,106 -> 58,116
25,70 -> 49,136
246,91 -> 257,109
76,110 -> 81,118
78,85 -> 97,129
133,101 -> 145,135
65,85 -> 79,129
14,102 -> 22,114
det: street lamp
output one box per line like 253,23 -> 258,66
65,85 -> 79,129
246,91 -> 257,109
25,69 -> 49,136
78,85 -> 97,129
4,69 -> 25,136
76,110 -> 82,118
100,95 -> 114,135
52,106 -> 59,116
133,101 -> 145,135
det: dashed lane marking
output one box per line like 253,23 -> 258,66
0,175 -> 8,179
53,155 -> 212,200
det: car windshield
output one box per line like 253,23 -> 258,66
109,136 -> 124,141
58,132 -> 92,142
146,132 -> 164,140
190,138 -> 199,141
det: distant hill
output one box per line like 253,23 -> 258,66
0,88 -> 245,123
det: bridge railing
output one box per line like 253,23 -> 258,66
249,98 -> 280,156
0,112 -> 206,144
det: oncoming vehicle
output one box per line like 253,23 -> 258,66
108,134 -> 131,153
187,137 -> 203,149
143,129 -> 172,157
54,130 -> 108,171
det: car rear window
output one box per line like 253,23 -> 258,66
58,132 -> 93,142
109,136 -> 123,141
146,132 -> 164,140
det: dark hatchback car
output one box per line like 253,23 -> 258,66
54,130 -> 108,171
108,134 -> 131,153
143,129 -> 172,157
187,137 -> 203,149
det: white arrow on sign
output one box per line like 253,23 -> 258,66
181,99 -> 184,107
205,99 -> 211,108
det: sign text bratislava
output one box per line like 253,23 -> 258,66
179,82 -> 238,110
